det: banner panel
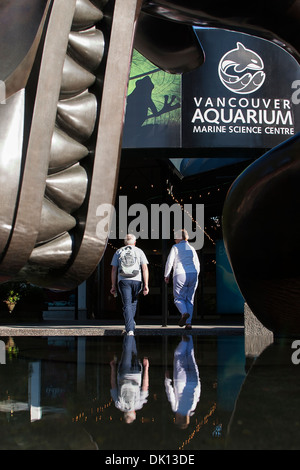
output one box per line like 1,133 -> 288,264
182,28 -> 300,148
123,28 -> 300,151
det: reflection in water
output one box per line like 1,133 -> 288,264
0,334 -> 299,450
110,335 -> 149,424
165,336 -> 200,429
227,340 -> 300,450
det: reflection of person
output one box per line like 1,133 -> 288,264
164,229 -> 200,329
165,336 -> 201,429
110,234 -> 149,335
110,335 -> 149,424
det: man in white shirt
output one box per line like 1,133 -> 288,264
111,234 -> 149,335
165,335 -> 201,429
164,229 -> 200,329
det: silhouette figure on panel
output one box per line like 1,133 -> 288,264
165,336 -> 201,429
110,335 -> 149,424
123,75 -> 178,147
125,76 -> 158,131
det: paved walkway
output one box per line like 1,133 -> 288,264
0,320 -> 244,336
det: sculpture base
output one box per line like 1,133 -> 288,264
244,303 -> 274,357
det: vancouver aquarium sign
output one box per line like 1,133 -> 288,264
122,28 -> 300,150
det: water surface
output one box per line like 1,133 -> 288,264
0,334 -> 299,450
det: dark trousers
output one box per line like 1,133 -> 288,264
118,280 -> 142,332
118,336 -> 141,374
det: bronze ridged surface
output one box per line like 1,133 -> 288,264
0,0 -> 142,290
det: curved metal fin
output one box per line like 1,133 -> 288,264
37,198 -> 76,244
60,54 -> 96,97
56,91 -> 97,142
68,28 -> 105,71
46,164 -> 88,213
72,0 -> 104,31
49,127 -> 89,173
29,232 -> 73,268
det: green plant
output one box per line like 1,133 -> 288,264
6,290 -> 20,303
6,337 -> 19,359
3,290 -> 20,312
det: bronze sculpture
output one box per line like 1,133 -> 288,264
0,0 -> 299,334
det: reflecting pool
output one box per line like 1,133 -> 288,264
0,334 -> 299,451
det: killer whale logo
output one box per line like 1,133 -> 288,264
218,42 -> 266,94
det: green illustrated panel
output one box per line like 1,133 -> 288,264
123,50 -> 181,148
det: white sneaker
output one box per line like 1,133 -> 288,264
127,331 -> 134,336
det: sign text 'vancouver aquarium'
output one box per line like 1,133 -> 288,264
123,29 -> 300,150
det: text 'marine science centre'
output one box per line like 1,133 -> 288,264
122,28 -> 300,152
